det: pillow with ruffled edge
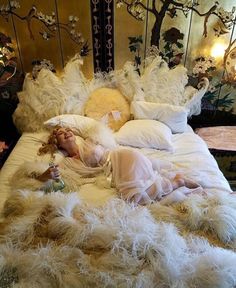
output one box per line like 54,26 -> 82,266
44,114 -> 117,149
130,101 -> 189,133
115,119 -> 174,151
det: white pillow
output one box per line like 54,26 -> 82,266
130,101 -> 188,133
115,120 -> 173,151
44,114 -> 117,149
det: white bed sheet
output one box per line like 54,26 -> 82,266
0,126 -> 232,211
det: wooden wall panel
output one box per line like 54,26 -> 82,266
114,1 -> 147,69
56,0 -> 93,78
146,1 -> 193,63
172,0 -> 236,113
1,1 -> 93,77
231,23 -> 236,112
185,0 -> 232,72
218,18 -> 236,113
10,0 -> 63,73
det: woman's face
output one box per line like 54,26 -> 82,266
55,128 -> 76,149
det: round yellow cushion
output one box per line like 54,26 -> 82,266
84,87 -> 130,131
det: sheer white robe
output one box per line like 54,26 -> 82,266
62,140 -> 202,205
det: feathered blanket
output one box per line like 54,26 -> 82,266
0,164 -> 236,288
1,184 -> 236,287
0,158 -> 236,287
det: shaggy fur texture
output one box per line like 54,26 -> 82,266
13,69 -> 68,133
141,57 -> 209,117
13,56 -> 209,133
1,189 -> 236,287
13,59 -> 143,134
84,87 -> 130,131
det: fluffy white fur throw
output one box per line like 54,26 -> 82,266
1,189 -> 236,287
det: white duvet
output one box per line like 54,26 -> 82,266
0,126 -> 231,211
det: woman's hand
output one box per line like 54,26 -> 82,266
37,165 -> 60,182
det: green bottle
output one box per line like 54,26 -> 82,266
52,177 -> 65,192
41,162 -> 65,193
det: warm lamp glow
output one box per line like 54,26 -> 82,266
211,43 -> 227,58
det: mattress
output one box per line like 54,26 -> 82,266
0,126 -> 232,211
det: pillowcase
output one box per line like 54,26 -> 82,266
44,114 -> 117,149
84,87 -> 130,131
115,119 -> 173,151
130,101 -> 188,133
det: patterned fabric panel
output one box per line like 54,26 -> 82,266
90,0 -> 114,72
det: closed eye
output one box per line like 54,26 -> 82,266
57,131 -> 64,136
65,128 -> 73,132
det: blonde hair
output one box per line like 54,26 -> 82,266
38,126 -> 61,158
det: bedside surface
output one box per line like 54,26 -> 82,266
193,123 -> 236,191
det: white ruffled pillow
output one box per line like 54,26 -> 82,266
115,120 -> 173,151
44,114 -> 117,149
130,101 -> 188,133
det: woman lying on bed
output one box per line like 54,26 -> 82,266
34,126 -> 203,205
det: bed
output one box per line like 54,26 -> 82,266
0,56 -> 236,288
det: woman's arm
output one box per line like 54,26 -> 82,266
36,165 -> 60,182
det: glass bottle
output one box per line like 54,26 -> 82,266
41,162 -> 65,193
